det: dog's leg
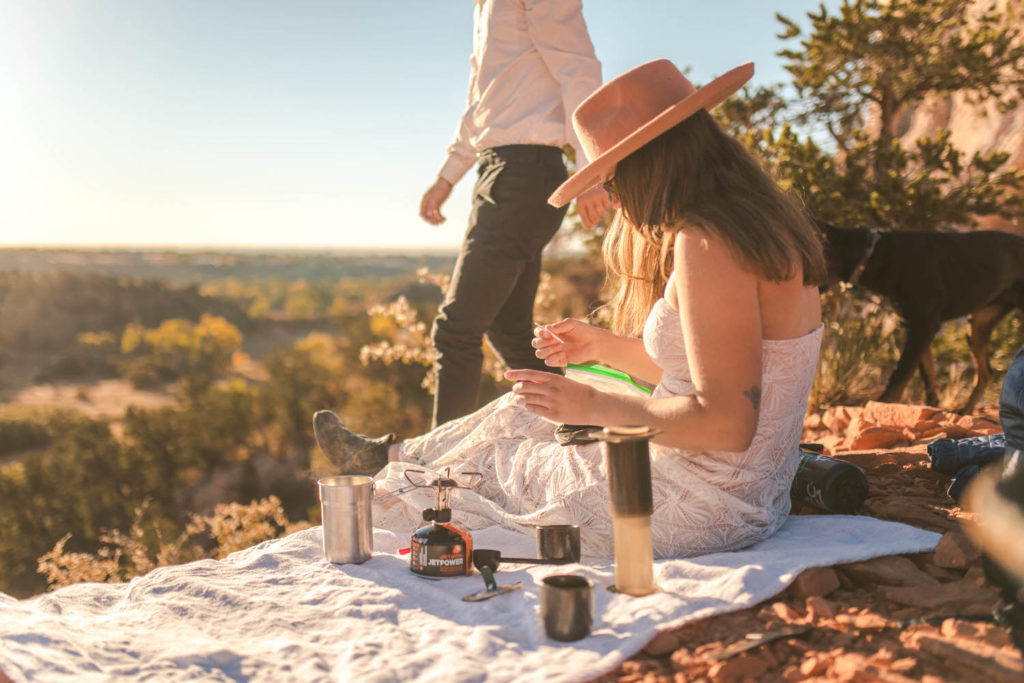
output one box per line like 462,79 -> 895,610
919,347 -> 939,407
880,319 -> 940,405
962,303 -> 1011,413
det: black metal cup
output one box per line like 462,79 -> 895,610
540,574 -> 594,641
537,524 -> 581,563
472,548 -> 501,572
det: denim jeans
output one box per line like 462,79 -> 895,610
430,145 -> 569,428
1002,344 -> 1024,450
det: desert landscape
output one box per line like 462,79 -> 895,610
4,1 -> 1024,679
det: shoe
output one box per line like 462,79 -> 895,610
312,410 -> 395,476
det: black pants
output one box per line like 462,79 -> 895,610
431,145 -> 569,428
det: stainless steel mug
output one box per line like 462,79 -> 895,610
318,475 -> 373,564
540,574 -> 594,641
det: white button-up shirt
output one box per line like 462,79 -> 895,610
438,0 -> 602,185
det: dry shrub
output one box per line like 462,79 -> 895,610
360,294 -> 440,392
37,503 -> 170,589
184,495 -> 307,559
912,309 -> 1023,409
359,268 -> 508,394
38,534 -> 133,588
809,286 -> 901,409
37,496 -> 309,591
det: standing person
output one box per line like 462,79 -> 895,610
419,0 -> 607,428
317,58 -> 828,558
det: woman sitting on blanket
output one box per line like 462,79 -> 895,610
315,60 -> 827,558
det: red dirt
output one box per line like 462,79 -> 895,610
593,401 -> 1022,682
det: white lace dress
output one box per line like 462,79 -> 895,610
374,298 -> 823,558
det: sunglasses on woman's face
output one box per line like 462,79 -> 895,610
603,179 -> 617,200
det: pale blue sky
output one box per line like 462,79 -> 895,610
1,1 -> 838,250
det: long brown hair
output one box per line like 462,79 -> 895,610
602,109 -> 825,335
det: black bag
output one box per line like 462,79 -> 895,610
554,423 -> 601,446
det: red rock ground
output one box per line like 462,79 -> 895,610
593,401 -> 1023,682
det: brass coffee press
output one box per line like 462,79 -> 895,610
594,426 -> 660,596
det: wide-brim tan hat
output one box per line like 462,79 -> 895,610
548,59 -> 754,207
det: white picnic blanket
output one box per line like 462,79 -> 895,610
0,516 -> 938,683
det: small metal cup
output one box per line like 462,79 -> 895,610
537,524 -> 581,563
540,574 -> 594,641
319,475 -> 373,564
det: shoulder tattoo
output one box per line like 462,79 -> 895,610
744,385 -> 762,412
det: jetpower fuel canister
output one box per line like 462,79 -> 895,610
404,468 -> 481,578
411,509 -> 473,577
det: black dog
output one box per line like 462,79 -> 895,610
820,223 -> 1024,411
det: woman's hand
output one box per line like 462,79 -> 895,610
506,369 -> 604,424
532,319 -> 605,368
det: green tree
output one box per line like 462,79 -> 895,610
779,0 -> 1024,152
120,314 -> 242,395
0,413 -> 138,596
769,0 -> 1024,229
